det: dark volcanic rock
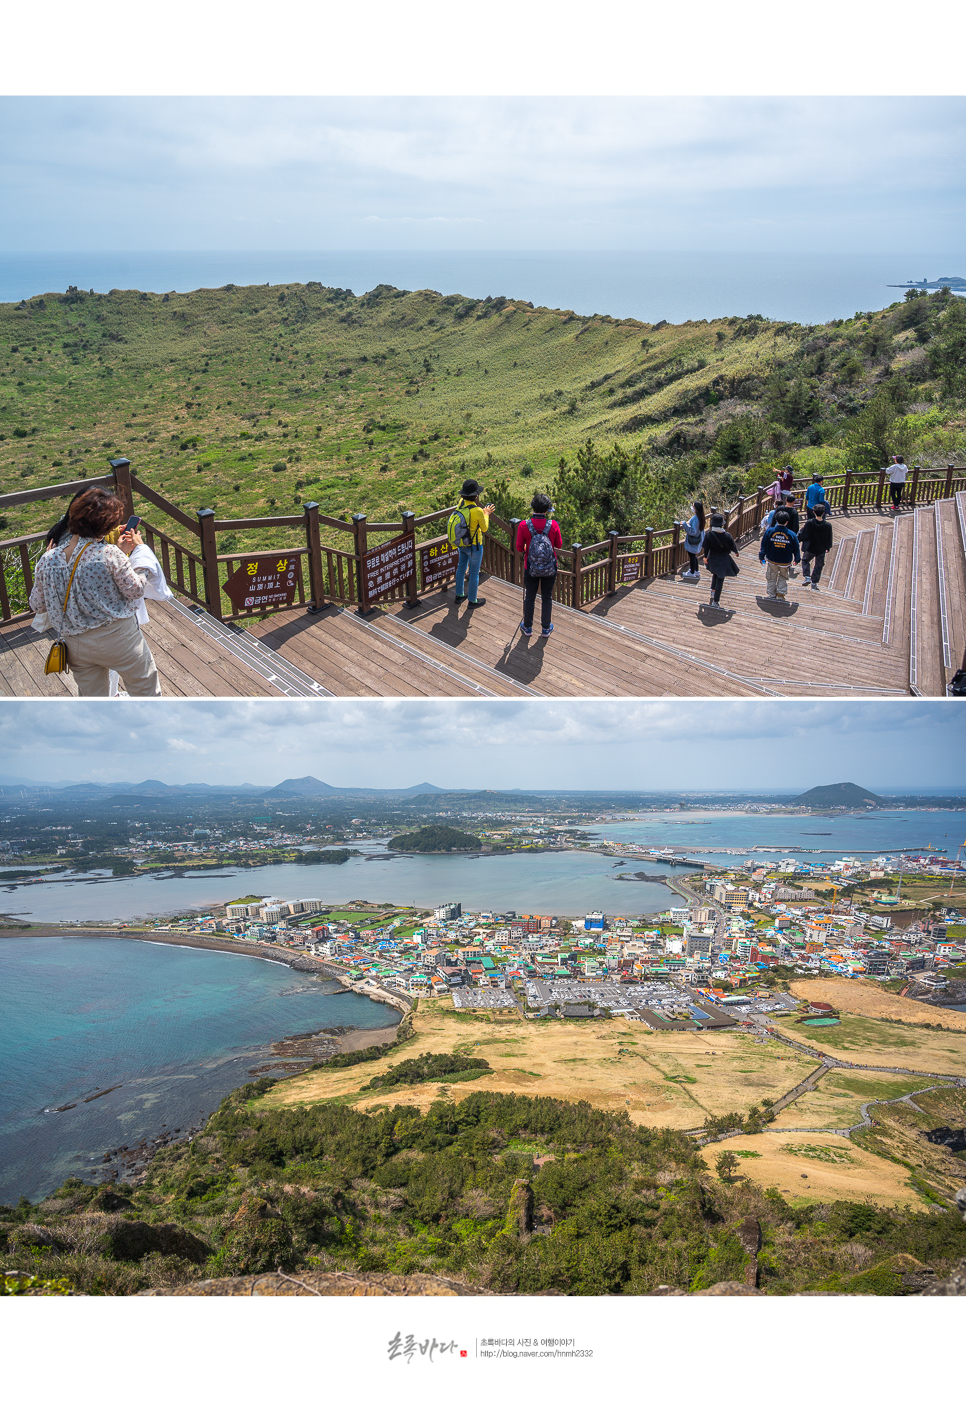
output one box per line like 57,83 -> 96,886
96,1217 -> 209,1263
89,1187 -> 134,1214
920,1258 -> 966,1295
506,1179 -> 534,1237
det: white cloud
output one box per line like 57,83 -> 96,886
2,97 -> 964,254
0,699 -> 959,793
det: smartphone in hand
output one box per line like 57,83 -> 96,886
124,515 -> 141,532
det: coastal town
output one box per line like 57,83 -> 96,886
128,839 -> 965,1027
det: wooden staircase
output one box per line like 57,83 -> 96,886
3,504 -> 962,697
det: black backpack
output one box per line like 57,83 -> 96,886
526,519 -> 557,577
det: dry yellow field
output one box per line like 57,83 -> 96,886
789,977 -> 966,1031
262,1004 -> 820,1129
770,1070 -> 941,1130
698,1133 -> 926,1210
776,1013 -> 966,1077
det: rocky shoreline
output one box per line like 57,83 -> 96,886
78,1018 -> 403,1191
11,925 -> 405,1198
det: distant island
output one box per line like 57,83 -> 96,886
887,276 -> 966,291
387,824 -> 482,853
795,782 -> 880,808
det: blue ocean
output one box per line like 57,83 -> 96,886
2,249 -> 962,325
0,936 -> 397,1204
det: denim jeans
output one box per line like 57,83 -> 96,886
455,543 -> 483,601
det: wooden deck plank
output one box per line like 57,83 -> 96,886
911,507 -> 945,697
937,497 -> 966,681
386,583 -> 763,696
845,530 -> 875,602
0,505 -> 928,699
365,612 -> 537,696
248,608 -> 480,696
596,560 -> 908,691
0,621 -> 78,697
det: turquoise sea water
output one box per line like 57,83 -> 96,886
3,250 -> 961,324
0,937 -> 397,1204
587,809 -> 965,856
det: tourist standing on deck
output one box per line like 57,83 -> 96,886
759,508 -> 801,600
702,512 -> 740,611
773,464 -> 794,495
451,478 -> 494,610
516,493 -> 563,637
28,487 -> 162,696
887,455 -> 908,510
682,501 -> 706,581
805,475 -> 828,520
799,503 -> 833,590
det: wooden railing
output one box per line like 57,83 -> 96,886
2,458 -> 963,629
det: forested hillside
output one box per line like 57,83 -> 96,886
4,1083 -> 964,1296
2,280 -> 964,549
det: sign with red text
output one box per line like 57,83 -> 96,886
362,532 -> 416,602
222,555 -> 300,611
420,539 -> 458,587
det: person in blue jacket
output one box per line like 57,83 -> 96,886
805,474 -> 828,519
759,509 -> 801,601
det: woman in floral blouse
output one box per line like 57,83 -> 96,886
30,487 -> 162,696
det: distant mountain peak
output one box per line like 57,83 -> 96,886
269,776 -> 337,795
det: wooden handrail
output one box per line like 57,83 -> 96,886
213,513 -> 305,530
6,459 -> 963,626
0,530 -> 47,550
131,475 -> 201,534
0,474 -> 115,509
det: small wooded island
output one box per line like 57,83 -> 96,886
387,825 -> 483,853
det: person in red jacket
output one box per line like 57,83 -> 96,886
516,493 -> 563,636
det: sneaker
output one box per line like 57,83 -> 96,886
707,599 -> 723,610
541,623 -> 554,636
468,597 -> 486,608
453,594 -> 467,603
801,577 -> 811,586
810,582 -> 819,590
520,622 -> 533,636
686,572 -> 700,582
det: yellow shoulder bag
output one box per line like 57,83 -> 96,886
44,540 -> 91,675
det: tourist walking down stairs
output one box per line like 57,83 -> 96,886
759,509 -> 801,601
681,501 -> 706,581
799,503 -> 833,590
516,493 -> 563,637
701,513 -> 740,611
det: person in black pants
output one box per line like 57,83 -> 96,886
516,493 -> 563,637
702,512 -> 740,610
799,503 -> 833,589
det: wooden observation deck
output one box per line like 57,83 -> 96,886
2,464 -> 964,699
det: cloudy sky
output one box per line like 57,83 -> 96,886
2,97 -> 964,255
0,699 -> 959,792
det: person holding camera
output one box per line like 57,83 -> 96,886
29,487 -> 162,696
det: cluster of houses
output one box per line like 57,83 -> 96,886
140,848 -> 963,1009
